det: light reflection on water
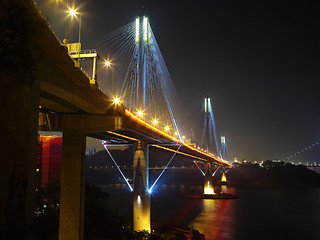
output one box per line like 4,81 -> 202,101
189,199 -> 234,240
99,184 -> 320,240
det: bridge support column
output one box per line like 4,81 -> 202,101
59,131 -> 86,240
220,170 -> 227,194
204,163 -> 215,195
0,74 -> 40,239
0,1 -> 41,238
133,141 -> 150,233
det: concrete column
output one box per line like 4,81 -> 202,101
220,171 -> 227,194
0,1 -> 41,239
91,56 -> 97,84
0,73 -> 39,239
133,141 -> 150,232
203,163 -> 215,195
59,131 -> 86,240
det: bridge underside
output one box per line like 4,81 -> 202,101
90,123 -> 227,166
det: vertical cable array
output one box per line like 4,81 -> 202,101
93,19 -> 181,138
201,98 -> 221,156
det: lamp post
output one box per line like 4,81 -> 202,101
152,119 -> 158,126
67,8 -> 81,65
105,60 -> 115,94
77,14 -> 81,64
63,0 -> 69,45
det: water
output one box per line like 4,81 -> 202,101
99,184 -> 320,239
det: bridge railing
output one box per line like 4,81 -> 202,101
33,2 -> 62,45
69,49 -> 97,55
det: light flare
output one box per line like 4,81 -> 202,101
102,141 -> 133,192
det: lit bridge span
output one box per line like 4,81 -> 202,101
1,1 -> 230,239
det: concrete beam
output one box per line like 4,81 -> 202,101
38,112 -> 125,134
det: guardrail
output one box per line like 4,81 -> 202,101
69,49 -> 97,55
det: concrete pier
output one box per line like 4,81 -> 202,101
133,141 -> 151,232
59,131 -> 86,240
0,1 -> 40,238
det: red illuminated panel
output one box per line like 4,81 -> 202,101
39,136 -> 62,188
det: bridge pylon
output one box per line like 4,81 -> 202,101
135,15 -> 149,110
59,131 -> 86,240
133,141 -> 151,233
220,169 -> 227,194
203,163 -> 215,195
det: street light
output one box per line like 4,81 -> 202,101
63,0 -> 70,44
64,7 -> 81,65
105,60 -> 111,67
69,8 -> 76,16
152,119 -> 158,126
113,97 -> 120,105
137,110 -> 143,118
76,12 -> 81,65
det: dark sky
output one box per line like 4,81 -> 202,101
38,0 -> 320,163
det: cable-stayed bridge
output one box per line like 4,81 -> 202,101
1,1 -> 230,239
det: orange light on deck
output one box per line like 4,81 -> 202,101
123,109 -> 231,167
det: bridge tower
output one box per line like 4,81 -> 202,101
201,97 -> 220,155
201,97 -> 220,195
132,15 -> 151,233
221,136 -> 229,162
135,15 -> 149,110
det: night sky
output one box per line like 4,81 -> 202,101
38,0 -> 319,163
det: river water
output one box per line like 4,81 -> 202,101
99,184 -> 320,240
